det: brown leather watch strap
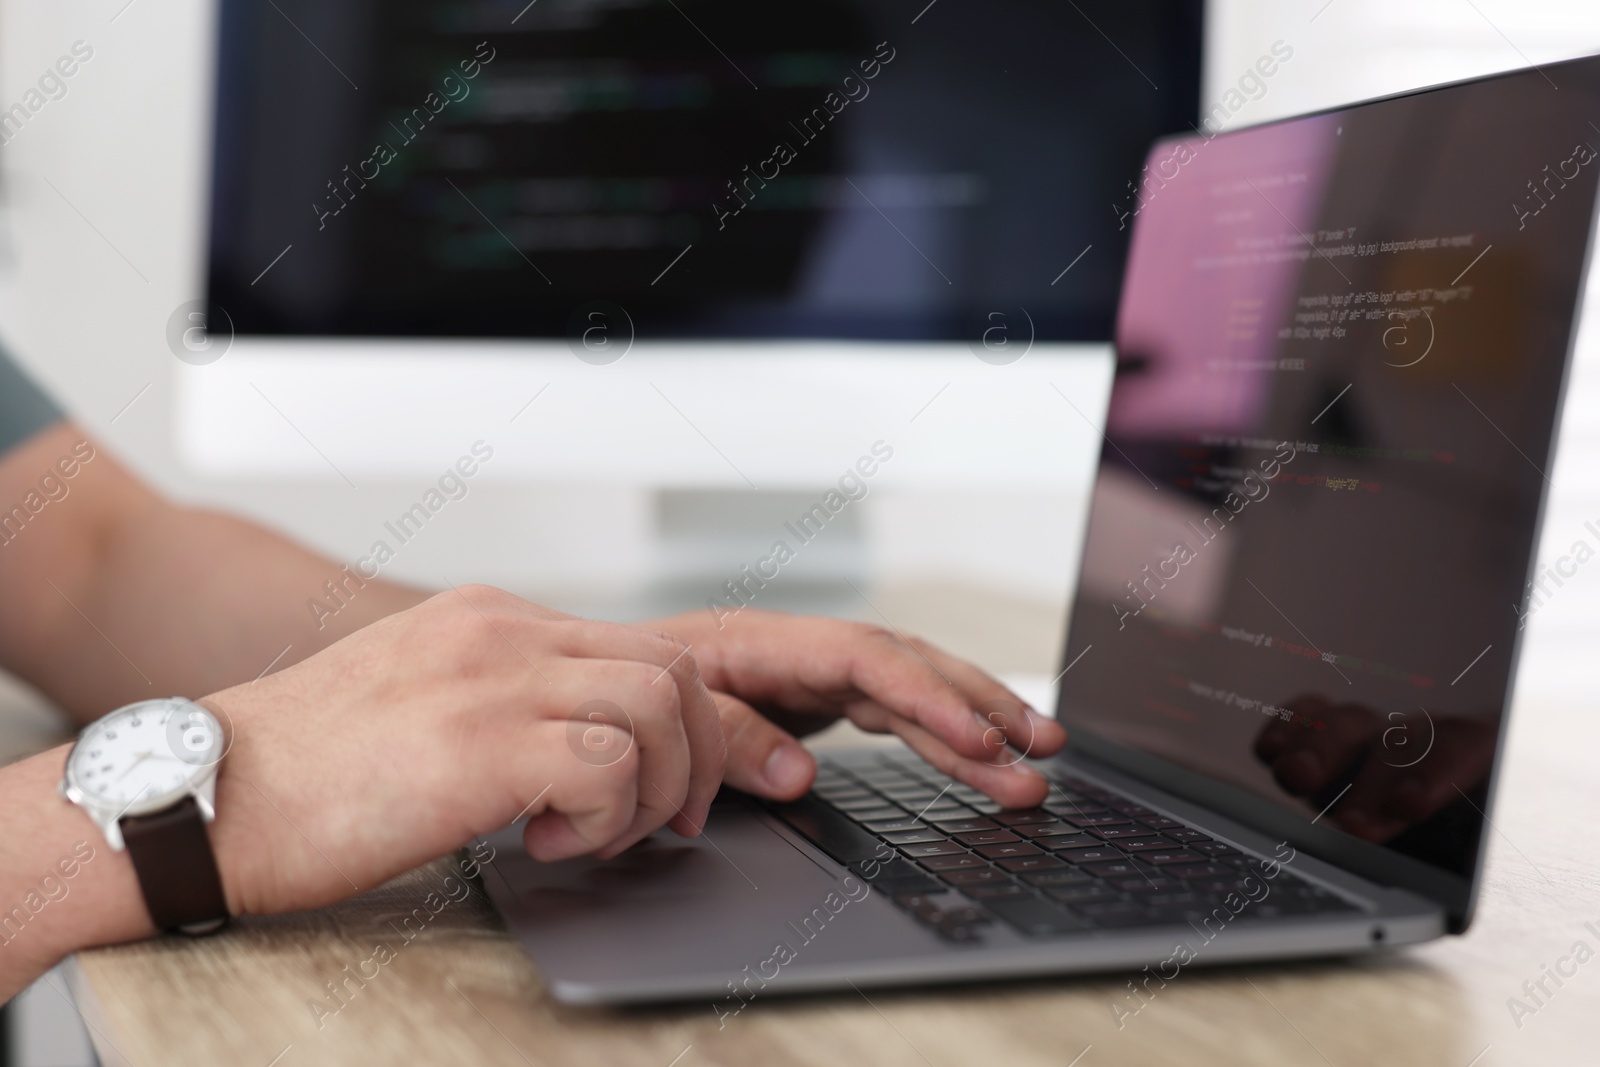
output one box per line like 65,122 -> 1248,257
121,796 -> 230,935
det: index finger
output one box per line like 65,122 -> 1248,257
905,637 -> 1067,763
844,629 -> 1065,765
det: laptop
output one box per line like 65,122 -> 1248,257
482,53 -> 1600,1005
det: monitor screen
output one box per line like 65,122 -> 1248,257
206,0 -> 1201,341
1058,55 -> 1600,906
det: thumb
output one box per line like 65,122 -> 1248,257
712,691 -> 816,800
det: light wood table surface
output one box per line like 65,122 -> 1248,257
5,584 -> 1597,1067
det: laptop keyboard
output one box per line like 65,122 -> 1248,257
769,752 -> 1359,943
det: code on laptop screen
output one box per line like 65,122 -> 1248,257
1059,55 -> 1600,886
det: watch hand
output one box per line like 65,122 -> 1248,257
117,752 -> 156,781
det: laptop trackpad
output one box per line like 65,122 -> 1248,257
480,799 -> 934,995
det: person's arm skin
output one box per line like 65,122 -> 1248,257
0,422 -> 429,721
0,423 -> 1062,999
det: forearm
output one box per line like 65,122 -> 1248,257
0,424 -> 428,720
55,503 -> 428,714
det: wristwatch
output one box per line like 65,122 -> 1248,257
58,697 -> 231,935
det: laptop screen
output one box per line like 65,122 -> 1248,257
1059,55 -> 1600,904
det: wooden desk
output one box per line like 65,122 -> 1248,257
12,584 -> 1599,1066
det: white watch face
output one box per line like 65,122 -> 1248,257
67,700 -> 223,809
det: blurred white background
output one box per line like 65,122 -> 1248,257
0,0 -> 1597,695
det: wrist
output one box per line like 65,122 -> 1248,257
0,746 -> 153,995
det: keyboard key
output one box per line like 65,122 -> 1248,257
1019,868 -> 1095,887
1192,841 -> 1243,857
975,842 -> 1043,860
1138,816 -> 1184,830
926,817 -> 998,833
941,868 -> 1013,887
931,921 -> 984,943
908,899 -> 993,942
1043,801 -> 1109,817
1164,828 -> 1212,843
967,800 -> 1004,815
1059,811 -> 1130,827
963,883 -> 1032,900
1119,836 -> 1176,852
1078,902 -> 1151,927
1015,822 -> 1083,838
816,788 -> 873,802
1111,875 -> 1185,893
834,796 -> 903,812
1138,850 -> 1207,866
953,829 -> 1022,846
1046,884 -> 1124,904
1086,826 -> 1158,841
1038,834 -> 1097,852
918,853 -> 985,871
872,761 -> 920,775
919,804 -> 973,820
894,894 -> 976,930
980,895 -> 1092,936
1190,876 -> 1250,893
772,796 -> 893,864
940,904 -> 992,925
998,855 -> 1068,872
851,857 -> 912,880
882,794 -> 947,808
880,787 -> 942,800
846,807 -> 912,823
892,893 -> 945,915
881,797 -> 945,811
1080,861 -> 1146,879
1110,802 -> 1158,817
1057,846 -> 1124,864
1144,903 -> 1214,924
853,861 -> 940,893
1166,863 -> 1234,879
881,829 -> 950,845
858,772 -> 918,786
994,810 -> 1056,826
862,818 -> 927,834
899,841 -> 968,858
1143,892 -> 1205,907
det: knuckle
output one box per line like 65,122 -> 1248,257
454,582 -> 514,609
618,661 -> 682,717
647,628 -> 690,654
857,622 -> 899,645
647,630 -> 701,677
638,676 -> 683,720
440,602 -> 499,647
591,737 -> 640,781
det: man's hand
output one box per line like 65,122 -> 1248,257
203,585 -> 724,918
648,610 -> 1067,809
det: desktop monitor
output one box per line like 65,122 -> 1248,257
205,0 -> 1204,346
